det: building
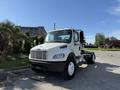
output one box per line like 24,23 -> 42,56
18,26 -> 47,38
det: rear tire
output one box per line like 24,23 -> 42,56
63,56 -> 76,80
85,53 -> 95,64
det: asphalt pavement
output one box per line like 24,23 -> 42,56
0,51 -> 120,90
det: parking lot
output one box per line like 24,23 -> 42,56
0,51 -> 120,90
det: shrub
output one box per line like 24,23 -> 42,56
39,37 -> 44,44
23,40 -> 31,54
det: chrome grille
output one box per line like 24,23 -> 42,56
31,50 -> 46,59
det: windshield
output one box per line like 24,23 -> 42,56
45,30 -> 72,43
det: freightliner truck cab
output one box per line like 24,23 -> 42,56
29,28 -> 95,80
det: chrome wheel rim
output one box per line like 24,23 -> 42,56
68,62 -> 75,76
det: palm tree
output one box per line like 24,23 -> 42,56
12,27 -> 27,53
0,21 -> 13,56
0,20 -> 27,56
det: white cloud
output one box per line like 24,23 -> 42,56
110,30 -> 120,39
111,6 -> 120,15
115,19 -> 120,23
100,20 -> 106,24
85,35 -> 95,44
109,0 -> 120,16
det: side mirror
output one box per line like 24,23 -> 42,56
80,31 -> 85,45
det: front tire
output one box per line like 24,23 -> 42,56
63,57 -> 76,80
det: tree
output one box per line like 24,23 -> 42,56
104,36 -> 120,48
24,39 -> 31,54
111,40 -> 120,48
0,21 -> 13,56
110,36 -> 117,41
22,32 -> 32,54
95,33 -> 105,47
105,37 -> 110,44
0,20 -> 27,55
109,37 -> 120,48
12,27 -> 27,53
39,36 -> 44,44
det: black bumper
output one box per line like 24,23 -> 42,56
30,60 -> 66,72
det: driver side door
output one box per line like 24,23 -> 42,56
73,31 -> 80,57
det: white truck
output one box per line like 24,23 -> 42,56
29,28 -> 95,80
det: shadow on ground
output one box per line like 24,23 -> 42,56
2,62 -> 120,90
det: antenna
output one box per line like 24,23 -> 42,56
54,23 -> 56,30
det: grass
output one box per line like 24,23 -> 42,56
84,48 -> 120,51
0,54 -> 30,70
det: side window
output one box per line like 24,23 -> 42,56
74,32 -> 79,42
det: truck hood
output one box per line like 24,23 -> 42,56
31,43 -> 67,51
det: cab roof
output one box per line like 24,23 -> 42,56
49,28 -> 82,32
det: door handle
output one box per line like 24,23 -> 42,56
74,43 -> 80,45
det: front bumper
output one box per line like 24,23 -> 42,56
30,60 -> 66,72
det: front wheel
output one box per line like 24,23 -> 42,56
63,59 -> 76,80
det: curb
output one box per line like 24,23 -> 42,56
0,65 -> 30,74
0,65 -> 30,82
5,65 -> 30,72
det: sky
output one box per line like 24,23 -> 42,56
0,0 -> 120,43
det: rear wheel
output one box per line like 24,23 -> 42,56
85,53 -> 95,64
91,53 -> 95,64
63,56 -> 76,80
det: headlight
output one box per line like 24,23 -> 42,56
53,53 -> 65,59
